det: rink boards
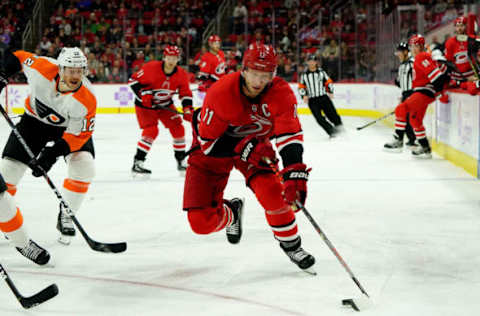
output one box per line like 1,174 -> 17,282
1,82 -> 479,178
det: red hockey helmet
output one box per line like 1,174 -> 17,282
408,34 -> 425,47
164,45 -> 180,56
208,35 -> 221,43
242,43 -> 277,73
454,16 -> 467,25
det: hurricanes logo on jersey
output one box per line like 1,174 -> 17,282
215,62 -> 226,75
35,98 -> 66,125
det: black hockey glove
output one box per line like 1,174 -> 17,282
31,139 -> 70,177
0,71 -> 8,93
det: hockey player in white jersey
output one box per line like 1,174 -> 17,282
0,47 -> 97,245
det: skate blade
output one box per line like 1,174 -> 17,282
178,169 -> 186,177
383,147 -> 403,153
412,154 -> 432,159
302,267 -> 317,276
131,172 -> 151,179
57,234 -> 72,245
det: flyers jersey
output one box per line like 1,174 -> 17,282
128,61 -> 192,108
198,51 -> 226,92
13,50 -> 97,152
194,72 -> 303,157
444,36 -> 474,79
412,52 -> 446,97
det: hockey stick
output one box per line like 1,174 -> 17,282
265,158 -> 370,299
467,56 -> 480,80
0,263 -> 59,309
356,111 -> 394,130
0,107 -> 127,253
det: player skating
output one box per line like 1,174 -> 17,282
128,45 -> 193,176
183,44 -> 315,272
197,35 -> 226,101
0,47 -> 97,245
384,35 -> 449,158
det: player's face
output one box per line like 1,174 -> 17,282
409,44 -> 422,57
164,55 -> 179,68
455,23 -> 466,35
62,67 -> 83,90
242,68 -> 274,97
210,41 -> 221,52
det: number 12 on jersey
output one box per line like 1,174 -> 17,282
82,117 -> 95,132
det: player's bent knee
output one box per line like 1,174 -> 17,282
250,173 -> 285,210
66,152 -> 95,182
395,104 -> 407,119
0,158 -> 28,185
142,125 -> 159,140
187,208 -> 217,235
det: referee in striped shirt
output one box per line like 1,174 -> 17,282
394,42 -> 416,147
299,54 -> 343,137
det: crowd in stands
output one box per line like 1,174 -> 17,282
0,0 -> 468,84
0,0 -> 34,49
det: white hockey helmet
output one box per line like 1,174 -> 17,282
57,47 -> 88,75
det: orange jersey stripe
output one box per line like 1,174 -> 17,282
62,132 -> 91,152
298,83 -> 306,89
14,50 -> 58,81
62,85 -> 97,152
13,50 -> 34,64
0,208 -> 23,233
6,183 -> 17,196
25,96 -> 35,115
73,84 -> 97,115
63,178 -> 90,193
324,79 -> 333,87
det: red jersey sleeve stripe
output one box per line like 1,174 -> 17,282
276,135 -> 303,152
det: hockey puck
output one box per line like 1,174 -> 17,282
342,298 -> 360,311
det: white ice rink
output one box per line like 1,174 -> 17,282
0,113 -> 480,316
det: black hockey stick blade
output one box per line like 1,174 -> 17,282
87,238 -> 127,253
19,283 -> 59,309
70,212 -> 127,253
342,299 -> 360,311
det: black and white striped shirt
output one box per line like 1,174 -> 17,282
299,68 -> 333,98
396,57 -> 413,92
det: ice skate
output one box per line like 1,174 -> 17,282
383,135 -> 403,153
405,140 -> 419,150
57,204 -> 75,245
176,158 -> 187,175
16,239 -> 50,265
412,146 -> 432,159
334,124 -> 346,134
280,239 -> 316,274
132,159 -> 151,178
226,198 -> 244,244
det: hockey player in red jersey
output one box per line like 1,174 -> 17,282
183,44 -> 316,272
0,47 -> 97,245
444,16 -> 480,82
197,35 -> 226,101
384,34 -> 448,158
128,45 -> 193,176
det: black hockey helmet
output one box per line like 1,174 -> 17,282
396,42 -> 409,51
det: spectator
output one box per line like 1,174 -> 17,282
0,28 -> 11,45
39,36 -> 52,54
131,51 -> 145,73
322,39 -> 340,80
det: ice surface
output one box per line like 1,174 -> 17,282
0,114 -> 479,316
